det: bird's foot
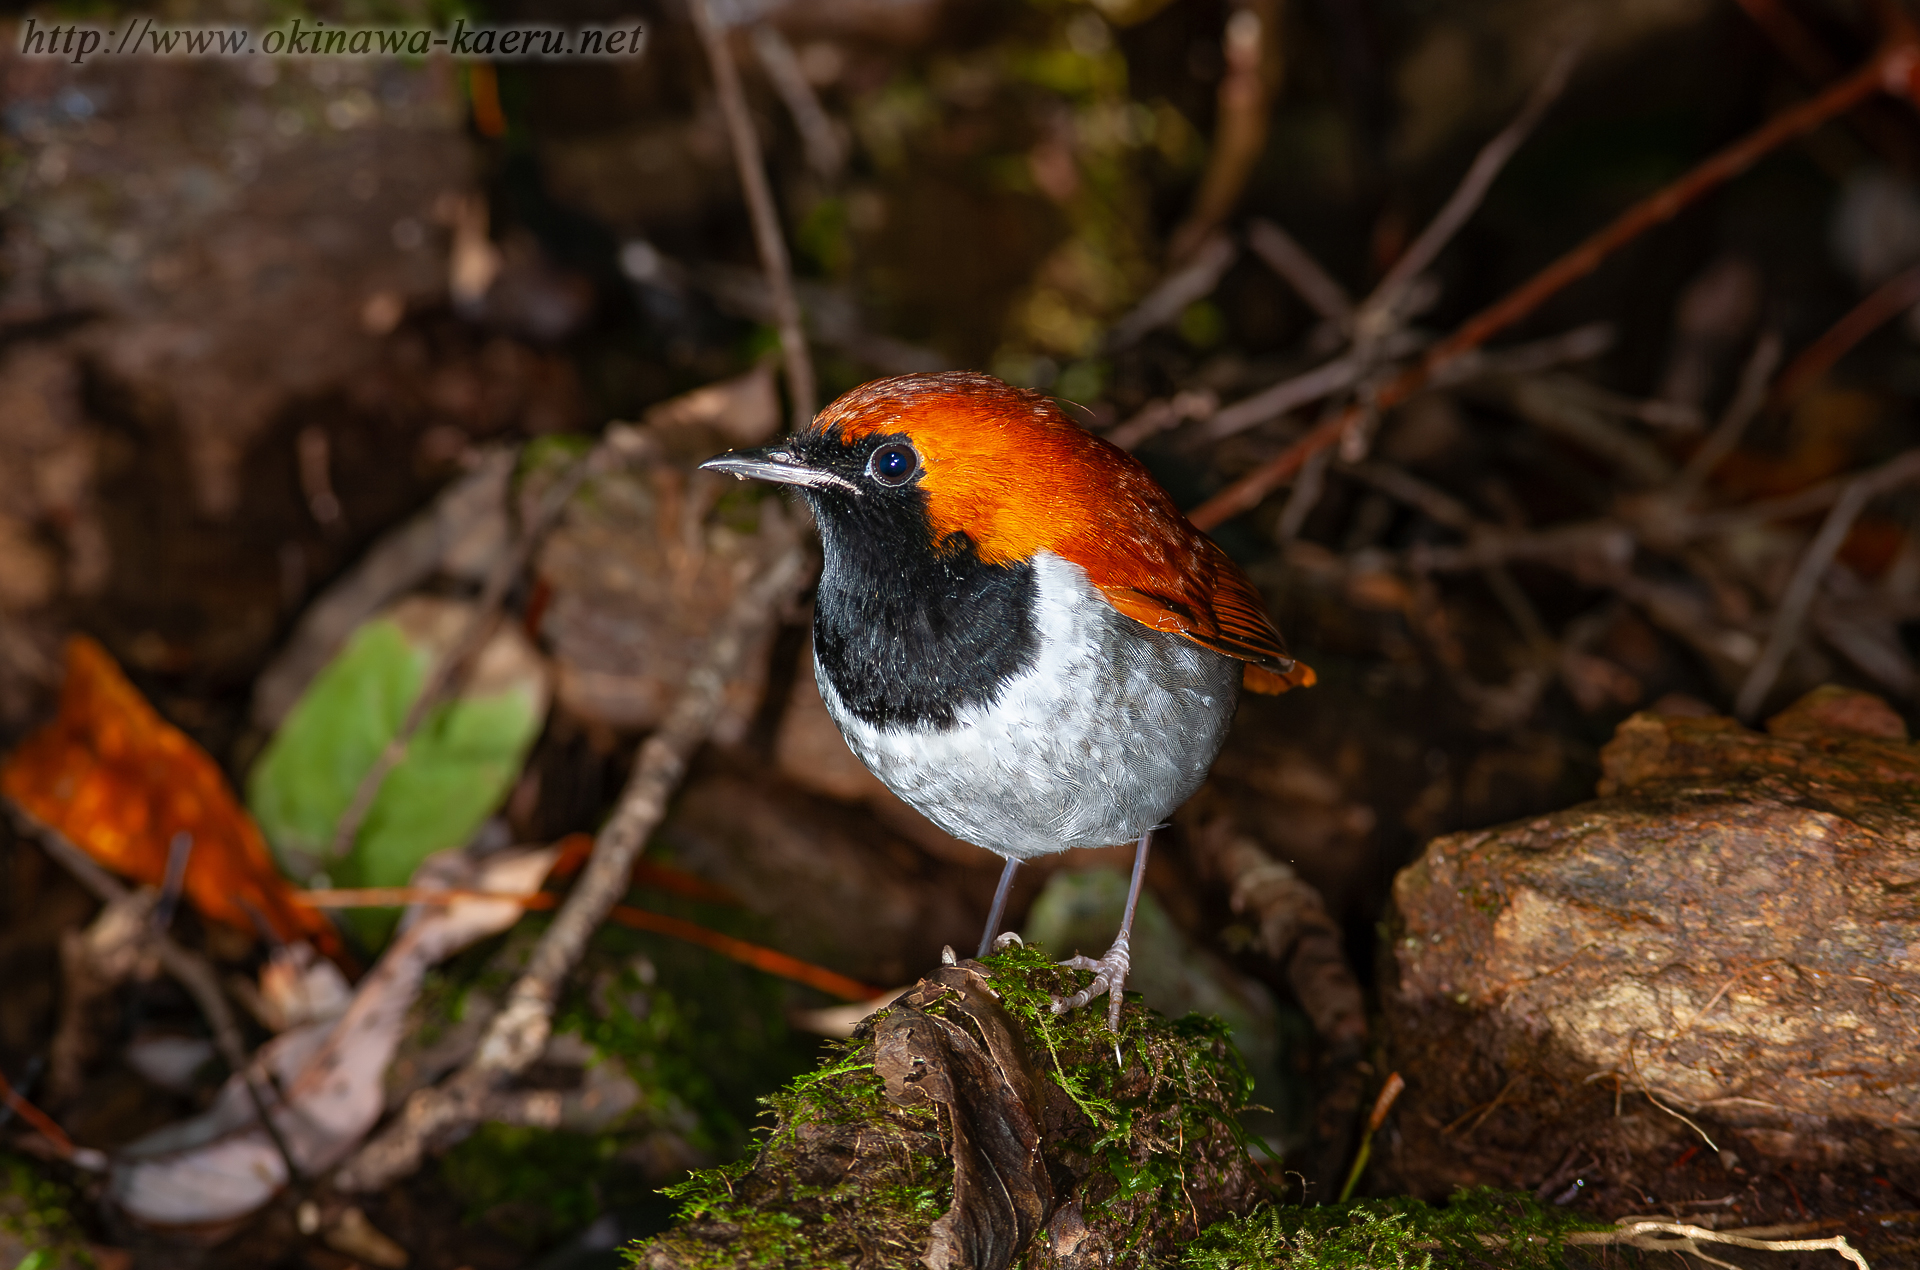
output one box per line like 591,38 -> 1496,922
1050,935 -> 1130,1032
991,931 -> 1024,952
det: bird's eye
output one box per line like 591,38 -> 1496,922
868,441 -> 919,487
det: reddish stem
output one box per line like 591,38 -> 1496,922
0,1066 -> 76,1160
1189,43 -> 1919,532
1770,260 -> 1920,409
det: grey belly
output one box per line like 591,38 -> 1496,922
821,608 -> 1241,860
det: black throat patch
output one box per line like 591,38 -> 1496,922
799,432 -> 1039,731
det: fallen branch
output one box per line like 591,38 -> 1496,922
1189,40 -> 1920,531
334,538 -> 812,1191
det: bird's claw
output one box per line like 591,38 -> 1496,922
1050,936 -> 1131,1032
991,931 -> 1025,951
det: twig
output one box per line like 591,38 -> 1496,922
0,1063 -> 90,1166
1340,459 -> 1479,532
1103,388 -> 1219,450
1199,350 -> 1370,442
1247,218 -> 1354,328
750,24 -> 846,181
335,540 -> 812,1191
1105,233 -> 1238,351
606,904 -> 876,1001
1359,33 -> 1585,335
1336,1071 -> 1405,1203
295,887 -> 875,1000
692,0 -> 817,428
19,815 -> 298,1180
1771,261 -> 1920,410
1168,0 -> 1280,262
1675,329 -> 1784,501
1188,41 -> 1918,531
1734,447 -> 1920,718
1565,1220 -> 1869,1269
327,454 -> 598,864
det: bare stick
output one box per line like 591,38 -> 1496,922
692,0 -> 817,428
19,814 -> 299,1180
1675,328 -> 1783,501
335,539 -> 812,1190
1188,41 -> 1912,531
1340,459 -> 1479,531
1771,259 -> 1920,410
1105,233 -> 1238,351
1360,33 -> 1586,332
1565,1220 -> 1869,1269
1734,447 -> 1920,719
326,455 -> 597,863
1247,218 -> 1353,327
1200,352 -> 1367,441
750,24 -> 846,181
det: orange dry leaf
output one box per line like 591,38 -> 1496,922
1,635 -> 342,957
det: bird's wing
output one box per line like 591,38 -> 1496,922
1089,536 -> 1315,696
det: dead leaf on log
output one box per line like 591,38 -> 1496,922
875,964 -> 1051,1270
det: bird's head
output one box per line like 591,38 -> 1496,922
699,370 -> 1141,565
702,369 -> 1314,693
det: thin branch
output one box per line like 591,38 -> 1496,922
750,24 -> 846,181
19,815 -> 297,1179
692,0 -> 817,427
1564,1220 -> 1869,1270
1360,33 -> 1586,333
1675,328 -> 1784,501
1105,233 -> 1238,351
1771,260 -> 1920,410
296,886 -> 876,1000
1734,447 -> 1920,719
1201,330 -> 1424,442
326,454 -> 597,863
335,539 -> 812,1191
1247,218 -> 1353,327
1189,42 -> 1913,531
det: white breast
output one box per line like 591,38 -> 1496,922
817,551 -> 1239,860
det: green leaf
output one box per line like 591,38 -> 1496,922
247,597 -> 550,945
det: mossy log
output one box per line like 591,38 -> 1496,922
630,943 -> 1269,1269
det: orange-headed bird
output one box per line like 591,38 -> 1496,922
704,371 -> 1312,1026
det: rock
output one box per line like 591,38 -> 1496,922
1384,686 -> 1920,1194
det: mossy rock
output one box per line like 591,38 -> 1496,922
630,943 -> 1268,1269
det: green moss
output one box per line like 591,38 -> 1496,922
633,941 -> 1269,1269
0,1154 -> 92,1270
441,1124 -> 622,1249
1181,1189 -> 1612,1270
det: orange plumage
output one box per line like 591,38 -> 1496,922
812,373 -> 1315,693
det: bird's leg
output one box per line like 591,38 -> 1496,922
977,857 -> 1021,959
1052,826 -> 1152,1031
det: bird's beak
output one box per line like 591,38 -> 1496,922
699,446 -> 859,494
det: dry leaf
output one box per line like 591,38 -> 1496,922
2,636 -> 341,955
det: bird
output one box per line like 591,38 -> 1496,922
702,370 -> 1312,1027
